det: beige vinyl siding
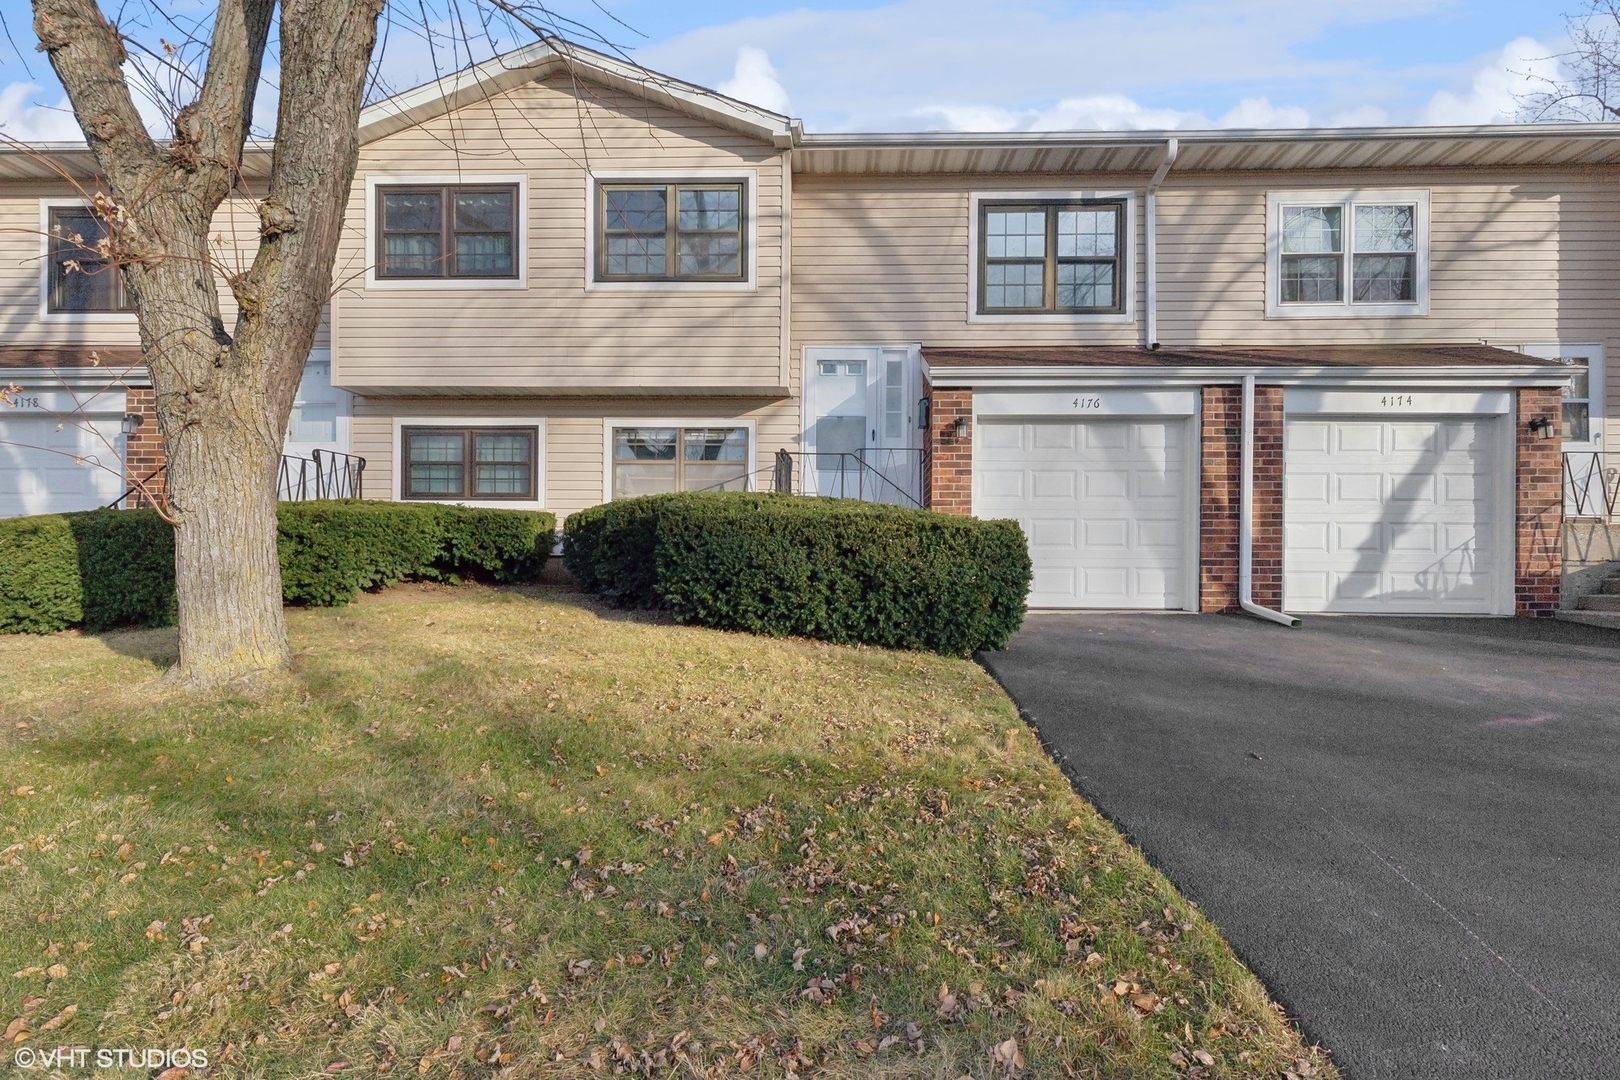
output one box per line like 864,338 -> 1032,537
790,165 -> 1620,430
334,76 -> 787,394
790,175 -> 1145,356
352,396 -> 800,518
0,188 -> 278,349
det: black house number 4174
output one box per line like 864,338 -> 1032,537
1380,395 -> 1415,407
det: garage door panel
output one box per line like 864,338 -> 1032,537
1028,518 -> 1077,548
0,415 -> 126,517
1031,470 -> 1077,499
979,418 -> 1188,609
1285,416 -> 1504,614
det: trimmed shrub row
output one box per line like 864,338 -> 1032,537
0,500 -> 555,634
563,492 -> 1031,656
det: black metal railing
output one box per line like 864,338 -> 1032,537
1564,450 -> 1618,518
772,447 -> 926,508
279,448 -> 366,502
105,465 -> 166,510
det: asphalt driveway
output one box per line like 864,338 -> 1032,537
979,614 -> 1620,1080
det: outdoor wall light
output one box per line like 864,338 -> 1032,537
951,416 -> 968,439
121,412 -> 144,435
1528,416 -> 1556,440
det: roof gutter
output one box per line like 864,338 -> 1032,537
1240,374 -> 1301,628
1144,137 -> 1178,349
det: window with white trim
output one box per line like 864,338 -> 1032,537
977,199 -> 1125,314
1268,190 -> 1428,317
47,206 -> 132,313
402,426 -> 537,500
611,426 -> 749,497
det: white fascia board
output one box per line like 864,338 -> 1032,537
0,366 -> 151,390
922,364 -> 1573,388
357,41 -> 793,148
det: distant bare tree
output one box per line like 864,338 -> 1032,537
1517,0 -> 1620,120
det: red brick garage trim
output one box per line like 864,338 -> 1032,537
1515,386 -> 1562,617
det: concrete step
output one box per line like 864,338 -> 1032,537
1601,577 -> 1620,595
1558,610 -> 1620,631
1576,593 -> 1620,611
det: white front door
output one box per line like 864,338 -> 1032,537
1522,343 -> 1607,517
804,346 -> 921,503
1284,416 -> 1508,613
283,349 -> 350,460
976,417 -> 1191,609
0,412 -> 127,517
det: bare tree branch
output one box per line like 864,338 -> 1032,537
1516,0 -> 1620,121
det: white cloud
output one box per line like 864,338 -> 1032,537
0,83 -> 81,142
1422,37 -> 1564,125
638,0 -> 1459,131
1216,96 -> 1310,129
716,46 -> 791,115
1327,104 -> 1392,128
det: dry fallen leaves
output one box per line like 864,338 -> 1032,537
990,1036 -> 1025,1077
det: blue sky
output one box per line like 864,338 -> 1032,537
0,0 -> 1577,137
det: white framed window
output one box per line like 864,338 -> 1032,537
968,190 -> 1135,323
602,418 -> 757,500
38,199 -> 138,323
364,175 -> 529,290
1265,189 -> 1429,318
585,170 -> 759,292
1522,343 -> 1603,450
391,417 -> 545,509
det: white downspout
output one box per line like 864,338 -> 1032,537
1240,374 -> 1302,627
1144,137 -> 1178,349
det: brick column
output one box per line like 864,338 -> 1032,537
1515,387 -> 1563,616
925,386 -> 973,515
1200,386 -> 1240,611
1199,384 -> 1283,612
122,384 -> 166,510
1251,386 -> 1285,611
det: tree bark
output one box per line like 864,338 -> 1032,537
34,0 -> 384,686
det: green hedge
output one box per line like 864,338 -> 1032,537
0,500 -> 555,634
564,492 -> 1031,655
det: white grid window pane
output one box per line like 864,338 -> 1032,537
1057,209 -> 1116,257
677,233 -> 740,276
1352,254 -> 1415,303
455,233 -> 512,276
408,433 -> 464,495
677,188 -> 739,231
985,211 -> 1046,259
985,262 -> 1045,309
1354,205 -> 1414,252
605,235 -> 666,277
1280,255 -> 1343,303
1057,262 -> 1114,309
1281,206 -> 1342,254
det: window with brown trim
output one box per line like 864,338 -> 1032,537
48,207 -> 132,313
597,182 -> 747,282
977,199 -> 1124,314
376,185 -> 519,279
402,426 -> 537,500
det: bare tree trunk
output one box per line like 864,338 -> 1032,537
34,0 -> 384,686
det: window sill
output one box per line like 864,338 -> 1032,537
967,310 -> 1134,325
1266,301 -> 1429,319
38,310 -> 138,323
397,496 -> 547,511
365,277 -> 527,291
585,278 -> 757,293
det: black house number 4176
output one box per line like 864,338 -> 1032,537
1073,397 -> 1103,410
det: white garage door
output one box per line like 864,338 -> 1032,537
1284,416 -> 1506,614
0,415 -> 127,517
977,418 -> 1189,609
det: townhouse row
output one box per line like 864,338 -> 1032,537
2,42 -> 1617,616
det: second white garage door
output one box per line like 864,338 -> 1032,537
977,418 -> 1190,609
0,414 -> 127,518
1284,416 -> 1508,614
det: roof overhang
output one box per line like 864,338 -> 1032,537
796,123 -> 1620,176
921,345 -> 1573,389
357,40 -> 798,148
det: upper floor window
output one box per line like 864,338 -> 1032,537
47,206 -> 132,314
596,182 -> 747,282
1268,190 -> 1429,318
375,184 -> 518,279
977,199 -> 1125,315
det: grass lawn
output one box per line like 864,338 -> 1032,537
0,581 -> 1335,1079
